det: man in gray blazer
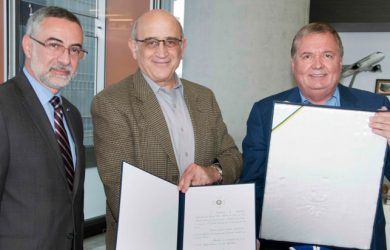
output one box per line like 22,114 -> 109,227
0,6 -> 86,250
92,9 -> 242,250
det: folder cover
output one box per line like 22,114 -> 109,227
117,162 -> 256,250
260,102 -> 387,249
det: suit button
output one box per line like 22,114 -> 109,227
67,233 -> 74,239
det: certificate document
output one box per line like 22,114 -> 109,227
116,162 -> 256,250
260,102 -> 387,249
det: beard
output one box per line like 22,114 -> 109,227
37,65 -> 75,90
30,51 -> 76,91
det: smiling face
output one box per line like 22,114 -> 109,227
291,32 -> 343,104
128,10 -> 186,89
22,17 -> 84,94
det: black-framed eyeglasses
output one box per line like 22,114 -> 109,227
135,37 -> 182,49
30,36 -> 88,60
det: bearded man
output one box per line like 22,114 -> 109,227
0,6 -> 87,250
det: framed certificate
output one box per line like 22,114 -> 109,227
260,102 -> 387,249
375,79 -> 390,95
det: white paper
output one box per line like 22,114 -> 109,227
183,184 -> 256,250
116,162 -> 179,250
117,162 -> 256,250
261,103 -> 387,249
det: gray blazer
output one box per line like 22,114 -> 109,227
0,72 -> 85,250
92,70 -> 242,250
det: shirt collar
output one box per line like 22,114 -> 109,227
142,72 -> 183,94
300,86 -> 340,107
23,67 -> 61,105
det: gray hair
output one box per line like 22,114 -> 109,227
25,6 -> 82,37
291,22 -> 344,58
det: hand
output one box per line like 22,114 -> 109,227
369,106 -> 390,144
178,163 -> 221,193
257,239 -> 260,250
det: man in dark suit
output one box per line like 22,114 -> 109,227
92,9 -> 242,250
0,6 -> 86,250
240,22 -> 390,250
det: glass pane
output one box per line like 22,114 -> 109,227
61,35 -> 96,146
23,0 -> 97,18
18,1 -> 98,147
62,14 -> 97,146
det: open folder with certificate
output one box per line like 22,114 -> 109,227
260,102 -> 388,249
116,162 -> 256,250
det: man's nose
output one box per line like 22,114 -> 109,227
156,41 -> 169,56
312,56 -> 324,68
57,48 -> 72,65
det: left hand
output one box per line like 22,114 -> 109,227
178,163 -> 220,193
369,106 -> 390,144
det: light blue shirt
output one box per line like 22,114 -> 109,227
143,73 -> 195,175
300,87 -> 341,107
23,67 -> 77,168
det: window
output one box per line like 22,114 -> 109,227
6,0 -> 106,167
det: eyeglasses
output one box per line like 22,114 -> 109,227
135,37 -> 182,49
29,36 -> 88,60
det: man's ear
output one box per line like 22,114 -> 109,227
291,57 -> 295,72
340,60 -> 343,73
22,35 -> 33,59
181,38 -> 187,49
128,39 -> 138,60
180,38 -> 187,56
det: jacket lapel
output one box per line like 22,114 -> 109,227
15,73 -> 73,197
285,87 -> 303,103
132,71 -> 178,167
338,84 -> 359,109
182,81 -> 207,164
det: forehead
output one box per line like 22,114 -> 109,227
296,32 -> 339,54
137,14 -> 181,38
37,17 -> 83,43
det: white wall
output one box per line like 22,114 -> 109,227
182,0 -> 310,149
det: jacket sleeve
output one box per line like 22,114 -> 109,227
0,108 -> 10,207
240,102 -> 270,235
382,97 -> 390,180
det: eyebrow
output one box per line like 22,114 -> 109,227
298,52 -> 313,56
45,37 -> 83,48
299,50 -> 336,55
142,36 -> 181,40
323,50 -> 337,54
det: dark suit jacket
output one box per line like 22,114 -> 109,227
240,84 -> 390,250
92,70 -> 242,250
0,72 -> 85,250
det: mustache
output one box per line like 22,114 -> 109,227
50,64 -> 73,72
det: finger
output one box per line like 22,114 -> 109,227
190,166 -> 216,186
370,115 -> 390,128
372,128 -> 390,141
178,176 -> 191,193
178,165 -> 198,192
